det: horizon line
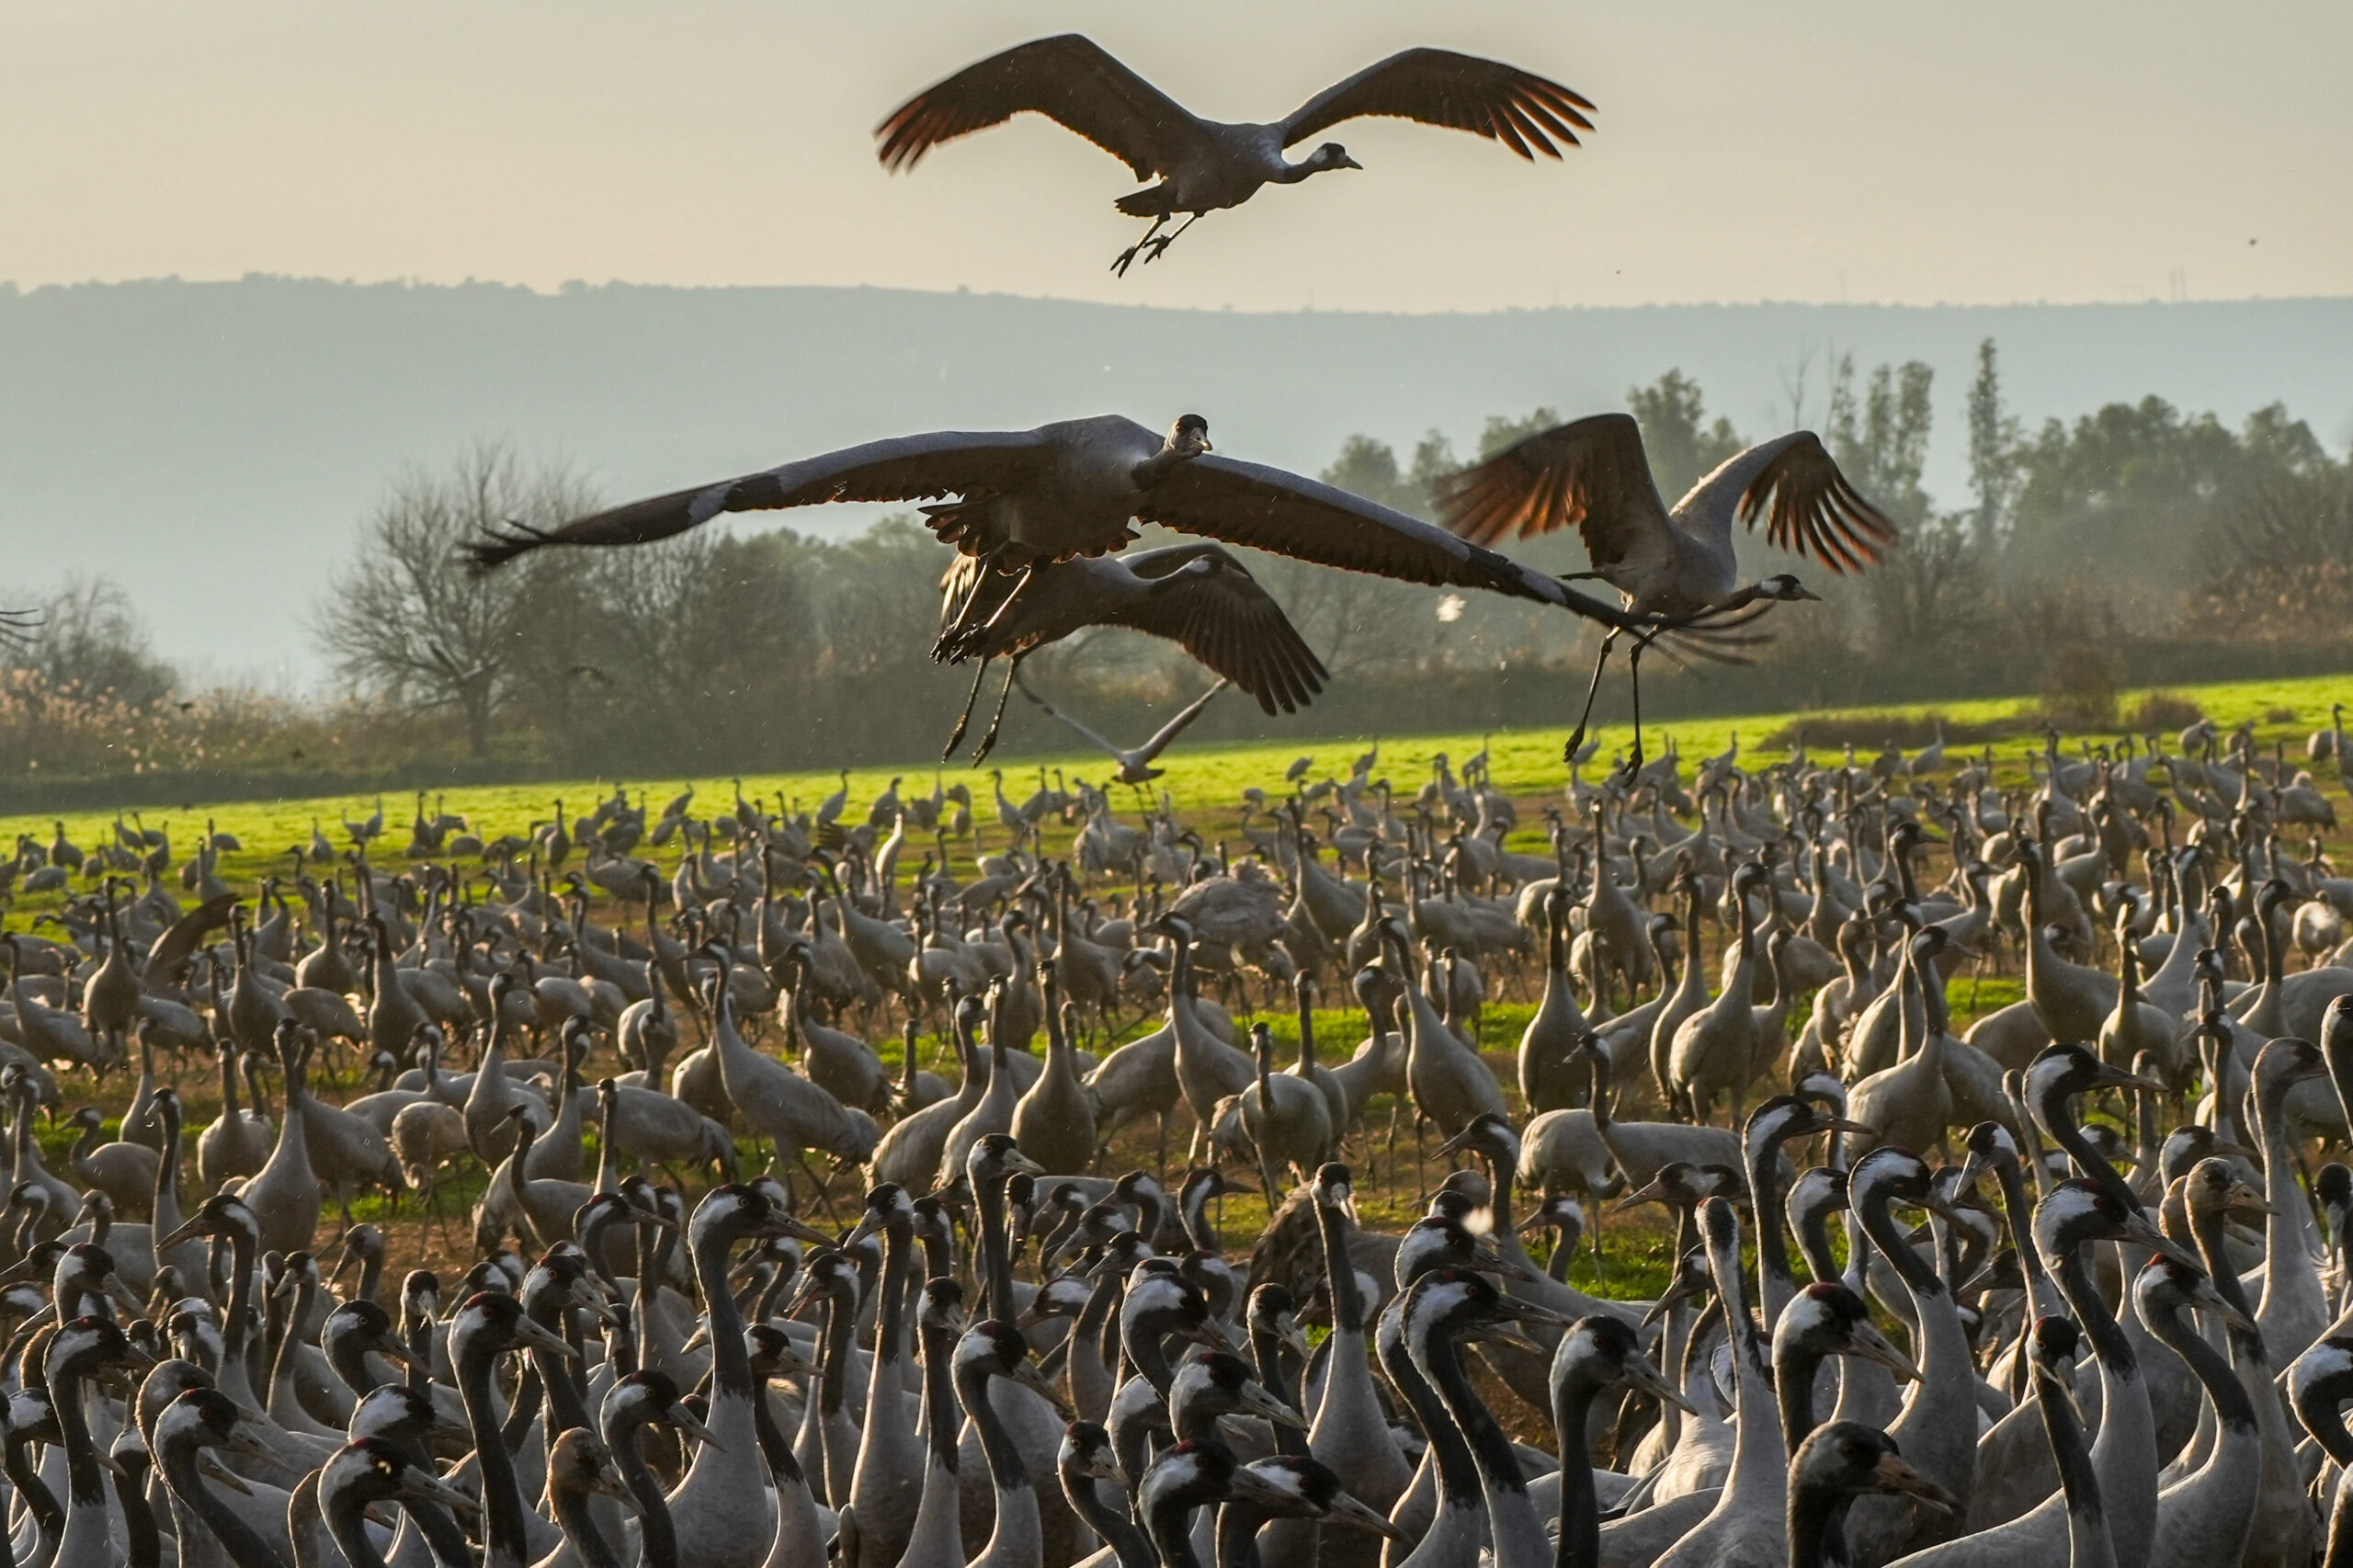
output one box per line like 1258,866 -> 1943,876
4,272 -> 2349,319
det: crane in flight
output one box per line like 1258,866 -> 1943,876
876,35 -> 1594,274
1015,669 -> 1229,784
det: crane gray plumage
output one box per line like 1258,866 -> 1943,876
1438,413 -> 1893,767
460,415 -> 1653,630
934,536 -> 1320,761
1016,672 -> 1229,786
1438,414 -> 1895,616
940,540 -> 1325,719
875,35 -> 1593,271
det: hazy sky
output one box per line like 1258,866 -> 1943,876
5,2 -> 2347,312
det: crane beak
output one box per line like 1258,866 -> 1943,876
1224,1461 -> 1298,1511
510,1314 -> 583,1361
2223,1180 -> 2274,1222
765,1340 -> 819,1381
1186,1319 -> 1240,1354
2179,1270 -> 2255,1333
218,1419 -> 280,1466
2120,1210 -> 2203,1274
1239,1382 -> 1308,1431
1496,1296 -> 1574,1331
1010,1360 -> 1074,1420
397,1467 -> 480,1516
1618,1351 -> 1699,1416
1870,1451 -> 1956,1512
665,1403 -> 726,1452
1321,1489 -> 1406,1539
198,1450 -> 255,1494
154,1218 -> 209,1251
568,1280 -> 620,1326
1435,1123 -> 1486,1158
767,1214 -> 834,1247
1612,1179 -> 1665,1215
370,1335 -> 426,1373
1471,1323 -> 1549,1358
1851,1324 -> 1922,1383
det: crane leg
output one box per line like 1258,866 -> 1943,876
1617,633 -> 1658,784
1141,213 -> 1200,267
971,657 -> 1024,765
1384,1098 -> 1403,1189
1563,629 -> 1620,765
942,655 -> 994,760
1112,216 -> 1170,277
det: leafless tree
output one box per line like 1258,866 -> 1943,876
313,441 -> 597,756
5,576 -> 176,704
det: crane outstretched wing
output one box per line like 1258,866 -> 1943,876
1432,413 -> 1675,581
1279,48 -> 1595,158
1131,678 -> 1230,758
876,35 -> 1208,178
464,430 -> 1049,574
1674,431 -> 1896,574
1132,455 -> 1647,631
1011,671 -> 1128,760
1098,546 -> 1327,715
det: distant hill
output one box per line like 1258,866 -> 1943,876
4,277 -> 2348,677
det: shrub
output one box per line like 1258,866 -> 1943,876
2128,691 -> 2206,732
2033,644 -> 2122,730
1755,710 -> 2011,754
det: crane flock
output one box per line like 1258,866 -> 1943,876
2,716 -> 2353,1568
3,17 -> 2326,1568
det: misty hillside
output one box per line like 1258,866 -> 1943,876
4,276 -> 2349,677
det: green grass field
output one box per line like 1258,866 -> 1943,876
5,665 -> 2344,1292
6,667 -> 2347,909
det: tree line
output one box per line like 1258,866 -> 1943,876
6,347 -> 2349,802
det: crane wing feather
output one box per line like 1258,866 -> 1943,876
1139,454 -> 1650,631
1673,432 -> 1896,574
1279,49 -> 1595,158
1134,679 -> 1229,757
464,430 -> 1048,574
1012,671 -> 1128,759
1431,413 -> 1674,582
1097,549 -> 1329,716
875,35 -> 1207,178
1144,457 -> 1506,594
